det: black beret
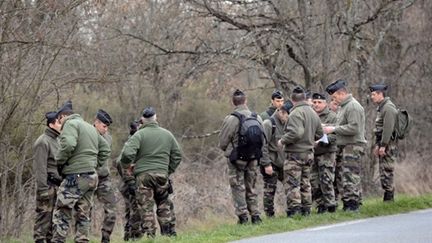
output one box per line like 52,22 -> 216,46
271,90 -> 283,99
142,107 -> 156,118
233,89 -> 245,96
96,109 -> 112,126
45,111 -> 57,126
56,100 -> 73,117
369,84 -> 388,92
280,100 -> 294,113
129,121 -> 139,135
292,86 -> 305,94
325,79 -> 347,95
312,92 -> 327,100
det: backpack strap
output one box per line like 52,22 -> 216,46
266,109 -> 273,117
269,117 -> 276,137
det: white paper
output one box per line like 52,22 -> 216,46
318,134 -> 329,144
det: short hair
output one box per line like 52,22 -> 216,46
57,110 -> 74,118
232,94 -> 246,106
291,92 -> 305,102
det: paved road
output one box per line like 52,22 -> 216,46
233,209 -> 432,243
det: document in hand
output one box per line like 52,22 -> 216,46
318,134 -> 329,144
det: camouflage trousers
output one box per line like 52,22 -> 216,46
334,146 -> 344,202
227,159 -> 260,218
341,145 -> 365,205
119,179 -> 142,239
379,143 -> 398,193
260,164 -> 283,216
34,185 -> 57,242
95,176 -> 117,241
135,173 -> 176,237
52,173 -> 98,243
311,152 -> 336,208
283,152 -> 314,212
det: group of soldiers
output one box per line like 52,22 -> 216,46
219,79 -> 399,224
33,102 -> 181,243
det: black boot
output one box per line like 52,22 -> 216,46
344,200 -> 359,212
251,215 -> 262,224
286,207 -> 302,217
101,236 -> 110,243
327,205 -> 337,213
383,191 -> 394,202
317,205 -> 327,214
161,224 -> 177,237
301,207 -> 311,216
35,240 -> 45,243
237,215 -> 248,225
265,211 -> 275,218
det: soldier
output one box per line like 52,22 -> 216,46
93,109 -> 117,243
52,101 -> 111,243
310,92 -> 338,213
219,89 -> 262,224
323,80 -> 367,212
120,107 -> 182,238
369,84 -> 398,202
328,98 -> 343,202
260,90 -> 284,120
116,121 -> 143,241
260,100 -> 293,217
277,87 -> 323,217
33,111 -> 62,243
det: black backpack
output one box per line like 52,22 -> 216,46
230,111 -> 264,162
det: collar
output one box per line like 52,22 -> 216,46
377,97 -> 390,112
139,120 -> 159,129
340,94 -> 353,107
234,104 -> 249,112
291,101 -> 309,111
45,127 -> 60,138
318,107 -> 330,117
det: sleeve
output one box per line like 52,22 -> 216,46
120,133 -> 140,168
281,113 -> 304,145
168,136 -> 182,175
315,122 -> 324,141
327,113 -> 338,144
381,106 -> 398,146
218,115 -> 237,151
334,107 -> 361,136
97,134 -> 111,167
33,140 -> 49,192
260,120 -> 273,167
55,121 -> 78,165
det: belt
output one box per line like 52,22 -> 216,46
67,172 -> 95,177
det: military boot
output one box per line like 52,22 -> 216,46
301,207 -> 311,216
383,191 -> 394,202
237,215 -> 248,225
161,224 -> 177,237
265,210 -> 275,218
35,240 -> 45,243
251,215 -> 262,224
317,205 -> 327,214
286,207 -> 302,218
344,200 -> 359,212
101,236 -> 110,243
327,205 -> 337,213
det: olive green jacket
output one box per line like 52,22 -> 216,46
373,97 -> 398,146
261,114 -> 285,168
56,114 -> 111,175
33,127 -> 61,193
260,105 -> 277,121
120,121 -> 182,176
315,107 -> 338,155
280,101 -> 323,153
96,132 -> 112,178
334,94 -> 367,146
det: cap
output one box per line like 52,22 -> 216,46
271,90 -> 283,99
312,92 -> 326,100
292,86 -> 305,94
233,89 -> 245,96
369,84 -> 388,92
96,109 -> 112,126
325,79 -> 347,95
280,100 -> 294,113
56,100 -> 73,117
45,111 -> 57,126
142,107 -> 156,118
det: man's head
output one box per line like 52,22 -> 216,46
312,92 -> 328,113
56,100 -> 73,125
329,98 -> 339,112
45,111 -> 61,132
141,106 -> 157,122
94,109 -> 112,135
369,84 -> 387,104
271,90 -> 284,109
325,79 -> 348,105
232,89 -> 247,106
276,100 -> 293,123
291,86 -> 306,103
129,120 -> 140,136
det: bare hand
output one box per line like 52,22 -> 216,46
264,165 -> 273,175
378,147 -> 386,157
373,146 -> 379,156
323,126 -> 335,134
126,164 -> 135,176
277,139 -> 284,150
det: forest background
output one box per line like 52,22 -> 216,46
1,0 -> 431,239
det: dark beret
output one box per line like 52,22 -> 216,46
129,121 -> 139,136
142,107 -> 156,118
312,92 -> 327,100
96,109 -> 112,126
325,79 -> 347,95
233,89 -> 245,96
56,100 -> 73,117
45,111 -> 57,126
280,100 -> 294,113
369,84 -> 388,92
271,90 -> 283,99
292,86 -> 305,94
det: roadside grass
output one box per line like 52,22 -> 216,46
4,194 -> 431,243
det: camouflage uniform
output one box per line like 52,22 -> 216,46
219,104 -> 261,223
373,97 -> 398,201
333,95 -> 367,211
311,107 -> 338,212
280,101 -> 323,216
333,146 -> 344,202
52,113 -> 110,243
33,127 -> 61,242
120,119 -> 182,237
95,133 -> 117,243
260,114 -> 286,217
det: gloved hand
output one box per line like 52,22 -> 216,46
65,175 -> 77,187
127,183 -> 137,197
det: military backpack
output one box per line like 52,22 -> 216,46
394,108 -> 413,140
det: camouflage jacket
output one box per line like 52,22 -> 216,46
334,94 -> 367,146
260,114 -> 285,168
315,107 -> 338,155
374,97 -> 398,146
